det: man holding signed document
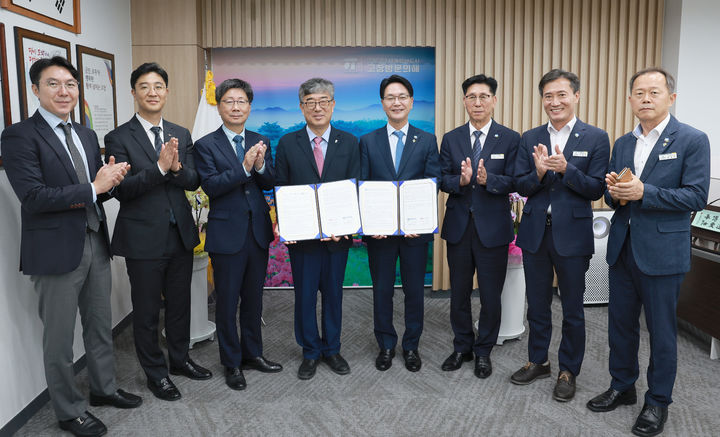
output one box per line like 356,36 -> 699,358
274,78 -> 360,380
359,75 -> 440,372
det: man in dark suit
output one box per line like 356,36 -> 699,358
275,77 -> 360,380
439,74 -> 521,379
2,56 -> 140,437
512,69 -> 610,402
104,63 -> 211,402
359,75 -> 440,372
587,68 -> 710,437
193,78 -> 282,391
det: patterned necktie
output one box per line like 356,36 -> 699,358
150,126 -> 163,156
472,130 -> 483,168
233,135 -> 245,162
59,123 -> 100,231
393,130 -> 405,173
313,136 -> 324,176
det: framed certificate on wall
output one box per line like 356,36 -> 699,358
14,26 -> 71,120
1,0 -> 81,34
76,45 -> 117,148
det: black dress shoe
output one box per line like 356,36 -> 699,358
89,389 -> 142,409
242,356 -> 283,373
441,351 -> 473,371
59,411 -> 107,437
403,350 -> 422,372
474,355 -> 492,379
375,349 -> 395,371
323,353 -> 350,375
587,387 -> 637,412
170,359 -> 213,380
225,367 -> 247,390
147,377 -> 181,401
510,361 -> 551,385
632,403 -> 668,437
298,358 -> 319,380
552,371 -> 576,402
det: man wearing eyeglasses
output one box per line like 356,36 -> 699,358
438,74 -> 521,380
2,56 -> 139,437
512,69 -> 609,402
359,75 -> 440,372
104,62 -> 212,402
194,78 -> 283,391
275,77 -> 360,380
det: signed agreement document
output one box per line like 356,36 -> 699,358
358,178 -> 438,236
316,179 -> 362,238
274,179 -> 361,241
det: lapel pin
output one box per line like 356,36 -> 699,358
574,133 -> 579,138
494,134 -> 499,138
663,137 -> 669,147
413,135 -> 417,143
334,139 -> 338,143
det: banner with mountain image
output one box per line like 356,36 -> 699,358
211,47 -> 436,287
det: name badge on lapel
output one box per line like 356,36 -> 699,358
490,153 -> 504,160
658,152 -> 677,161
572,151 -> 588,157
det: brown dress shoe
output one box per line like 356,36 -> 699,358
510,361 -> 551,385
553,370 -> 576,402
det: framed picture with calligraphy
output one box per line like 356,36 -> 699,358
14,26 -> 71,120
0,23 -> 13,166
1,0 -> 81,34
76,45 -> 117,149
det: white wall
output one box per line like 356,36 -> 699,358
0,0 -> 133,429
664,0 -> 720,180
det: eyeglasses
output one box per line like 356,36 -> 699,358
45,80 -> 79,91
136,84 -> 167,94
221,99 -> 250,107
464,93 -> 494,103
383,94 -> 410,103
302,99 -> 333,109
631,90 -> 664,100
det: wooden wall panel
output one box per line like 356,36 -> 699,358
195,0 -> 664,290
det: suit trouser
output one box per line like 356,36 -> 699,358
608,236 -> 684,407
366,237 -> 427,351
125,223 -> 192,382
288,245 -> 349,359
210,223 -> 267,368
523,223 -> 589,376
447,220 -> 508,356
32,231 -> 116,421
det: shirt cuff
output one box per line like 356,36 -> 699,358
157,162 -> 167,176
90,182 -> 97,202
256,162 -> 266,174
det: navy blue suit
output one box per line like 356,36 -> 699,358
514,119 -> 609,375
605,116 -> 709,406
359,124 -> 440,352
275,126 -> 360,360
193,127 -> 275,368
440,121 -> 520,356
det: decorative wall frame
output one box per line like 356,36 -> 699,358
76,45 -> 117,149
1,0 -> 81,34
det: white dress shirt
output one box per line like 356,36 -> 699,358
632,113 -> 671,178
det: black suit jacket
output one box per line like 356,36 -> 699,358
359,124 -> 441,244
440,121 -> 520,246
104,116 -> 200,259
275,125 -> 360,252
2,110 -> 111,275
193,127 -> 275,254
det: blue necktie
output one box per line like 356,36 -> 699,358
393,130 -> 405,174
233,135 -> 244,161
472,130 -> 482,169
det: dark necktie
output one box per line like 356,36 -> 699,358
59,123 -> 100,232
472,130 -> 483,169
233,135 -> 245,161
150,126 -> 163,156
393,130 -> 405,174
